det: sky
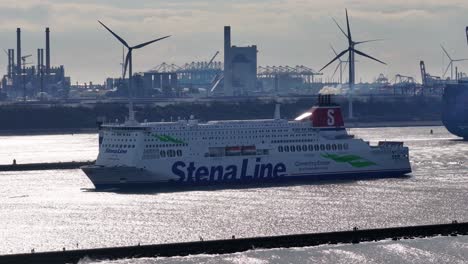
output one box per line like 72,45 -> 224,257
0,0 -> 468,84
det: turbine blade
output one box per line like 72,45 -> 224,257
345,9 -> 352,43
98,21 -> 130,48
331,62 -> 341,79
332,17 -> 348,39
330,44 -> 344,62
123,50 -> 131,79
453,58 -> 468,61
319,49 -> 349,72
354,49 -> 386,65
330,44 -> 339,56
343,61 -> 348,72
442,62 -> 451,78
440,45 -> 452,61
355,39 -> 385,45
133,35 -> 171,49
3,49 -> 8,56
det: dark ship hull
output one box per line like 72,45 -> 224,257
442,81 -> 468,139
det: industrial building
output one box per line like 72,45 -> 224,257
1,27 -> 71,100
223,26 -> 258,96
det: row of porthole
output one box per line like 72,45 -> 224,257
107,138 -> 136,142
160,149 -> 183,158
146,144 -> 188,148
102,144 -> 136,148
278,143 -> 349,153
272,138 -> 316,143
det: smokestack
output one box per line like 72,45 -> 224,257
40,49 -> 44,71
46,27 -> 50,75
16,28 -> 21,76
10,49 -> 14,78
37,49 -> 41,76
224,26 -> 232,95
7,49 -> 11,78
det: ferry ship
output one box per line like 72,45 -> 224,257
81,95 -> 411,189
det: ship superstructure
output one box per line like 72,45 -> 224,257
82,95 -> 411,189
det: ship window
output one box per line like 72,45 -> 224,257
302,145 -> 307,151
177,150 -> 182,156
320,144 -> 325,151
344,143 -> 349,150
326,144 -> 331,151
291,145 -> 296,152
167,150 -> 175,157
308,145 -> 314,151
296,145 -> 301,152
338,144 -> 343,150
278,146 -> 283,152
284,146 -> 290,152
314,145 -> 319,151
160,150 -> 166,157
332,144 -> 337,151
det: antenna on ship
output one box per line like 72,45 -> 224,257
319,9 -> 386,119
98,21 -> 170,124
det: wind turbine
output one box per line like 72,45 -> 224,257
98,21 -> 170,123
441,45 -> 468,80
330,44 -> 349,84
320,9 -> 386,119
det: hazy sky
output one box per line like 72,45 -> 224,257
1,0 -> 468,84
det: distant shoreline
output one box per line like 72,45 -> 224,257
0,120 -> 443,136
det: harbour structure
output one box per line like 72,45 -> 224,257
256,65 -> 324,93
320,9 -> 386,119
81,94 -> 411,189
392,74 -> 418,95
420,60 -> 446,95
1,27 -> 71,100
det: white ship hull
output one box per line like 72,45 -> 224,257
83,154 -> 410,189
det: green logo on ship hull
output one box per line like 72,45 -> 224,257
321,153 -> 376,168
152,134 -> 186,144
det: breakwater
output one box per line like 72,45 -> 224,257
0,161 -> 94,171
0,222 -> 466,264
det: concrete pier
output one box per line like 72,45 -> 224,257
0,161 -> 94,172
0,222 -> 466,264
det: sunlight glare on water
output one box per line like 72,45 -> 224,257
0,126 -> 466,264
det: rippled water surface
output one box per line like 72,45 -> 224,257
0,126 -> 466,263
